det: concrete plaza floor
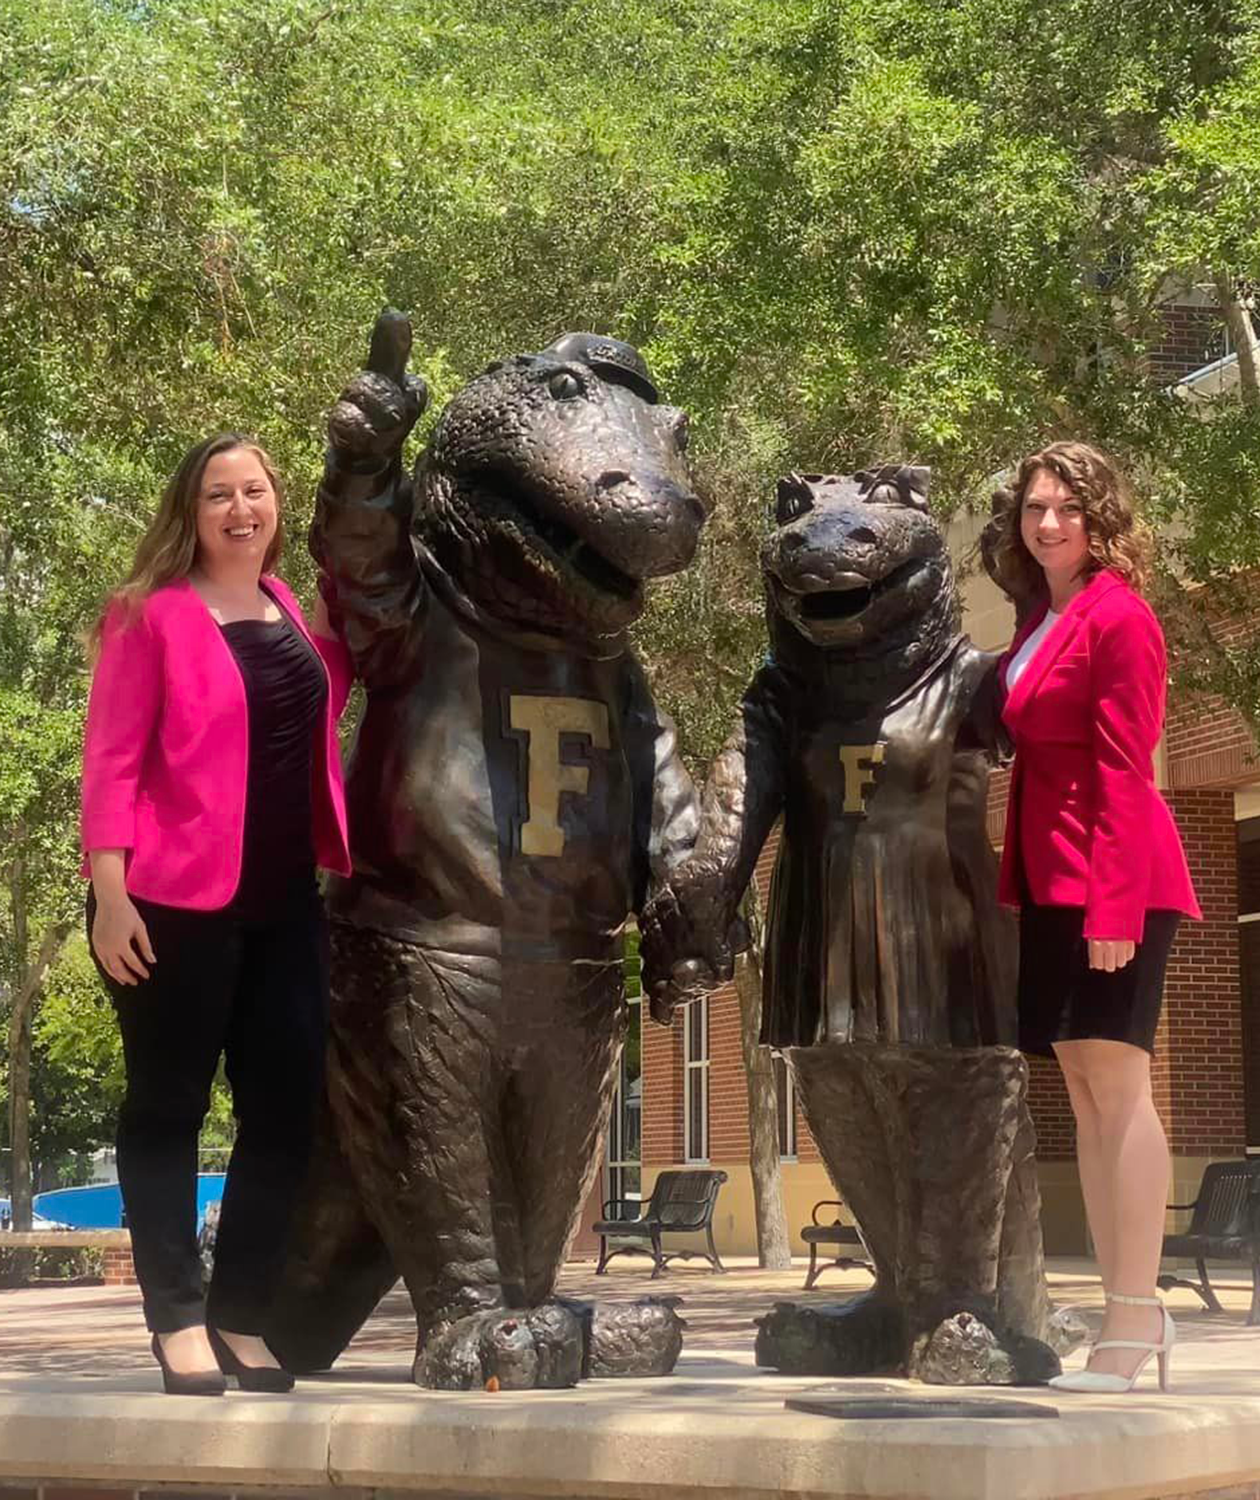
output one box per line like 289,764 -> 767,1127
2,1257 -> 1260,1499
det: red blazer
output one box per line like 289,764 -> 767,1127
81,575 -> 352,910
998,570 -> 1199,943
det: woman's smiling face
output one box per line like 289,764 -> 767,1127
194,447 -> 278,572
1020,467 -> 1089,583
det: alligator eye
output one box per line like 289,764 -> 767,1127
774,475 -> 815,526
548,371 -> 583,400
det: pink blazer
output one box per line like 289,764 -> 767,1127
81,575 -> 352,911
998,570 -> 1200,943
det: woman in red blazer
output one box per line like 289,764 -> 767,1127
82,433 -> 351,1395
992,441 -> 1199,1394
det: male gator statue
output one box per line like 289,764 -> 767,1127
642,468 -> 1058,1383
267,313 -> 703,1389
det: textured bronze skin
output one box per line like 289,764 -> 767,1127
267,315 -> 701,1388
642,468 -> 1055,1380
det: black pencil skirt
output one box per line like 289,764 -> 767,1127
1017,902 -> 1181,1058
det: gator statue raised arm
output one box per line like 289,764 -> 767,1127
266,313 -> 703,1390
642,468 -> 1058,1384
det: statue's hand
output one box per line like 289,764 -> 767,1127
328,308 -> 428,467
647,963 -> 712,1025
640,879 -> 735,1025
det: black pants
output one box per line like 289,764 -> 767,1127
88,884 -> 329,1334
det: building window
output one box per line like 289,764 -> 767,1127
683,996 -> 709,1163
773,1050 -> 797,1160
607,930 -> 643,1209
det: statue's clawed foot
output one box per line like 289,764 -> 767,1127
555,1295 -> 685,1378
413,1305 -> 586,1390
912,1310 -> 1061,1386
754,1289 -> 905,1376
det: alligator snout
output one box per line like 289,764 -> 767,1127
779,522 -> 880,557
593,471 -> 705,578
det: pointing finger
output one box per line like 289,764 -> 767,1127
404,371 -> 429,424
367,308 -> 413,388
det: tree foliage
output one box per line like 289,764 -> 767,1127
2,0 -> 1259,1168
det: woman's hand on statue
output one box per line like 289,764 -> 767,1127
1087,937 -> 1136,973
327,308 -> 428,467
92,893 -> 156,986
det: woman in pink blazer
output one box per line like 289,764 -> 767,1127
82,432 -> 351,1395
992,441 -> 1199,1394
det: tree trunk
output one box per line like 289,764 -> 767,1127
1214,271 -> 1260,409
5,847 -> 70,1231
735,881 -> 792,1270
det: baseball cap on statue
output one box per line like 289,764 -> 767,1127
536,332 -> 660,404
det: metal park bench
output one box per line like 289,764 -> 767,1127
1157,1158 -> 1260,1324
593,1169 -> 728,1277
799,1199 -> 874,1290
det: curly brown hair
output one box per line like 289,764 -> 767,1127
89,433 -> 284,656
984,441 -> 1150,610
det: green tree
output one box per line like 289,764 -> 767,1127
29,937 -> 125,1180
0,685 -> 83,1222
3,0 -> 1260,1208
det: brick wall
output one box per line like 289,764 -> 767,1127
1165,607 -> 1260,789
1026,1058 -> 1076,1160
707,978 -> 749,1160
1157,789 -> 1245,1154
641,999 -> 683,1166
101,1245 -> 136,1287
1149,300 -> 1227,384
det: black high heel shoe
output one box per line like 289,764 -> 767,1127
150,1333 -> 227,1396
207,1326 -> 295,1392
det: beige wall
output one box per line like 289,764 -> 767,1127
947,509 -> 1016,651
644,1155 -> 1228,1260
642,1162 -> 838,1257
1018,1155 -> 1230,1258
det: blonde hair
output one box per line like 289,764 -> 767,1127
90,433 -> 284,653
987,440 -> 1150,608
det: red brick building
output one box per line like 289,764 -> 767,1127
586,287 -> 1260,1258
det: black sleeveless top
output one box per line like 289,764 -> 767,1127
219,612 -> 328,916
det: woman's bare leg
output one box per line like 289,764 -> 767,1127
1054,1045 -> 1114,1292
1055,1039 -> 1169,1378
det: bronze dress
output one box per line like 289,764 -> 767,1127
760,637 -> 1015,1050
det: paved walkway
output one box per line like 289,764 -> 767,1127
2,1258 -> 1260,1500
2,1254 -> 1256,1384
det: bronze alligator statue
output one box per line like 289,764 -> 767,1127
642,467 -> 1058,1384
267,315 -> 703,1389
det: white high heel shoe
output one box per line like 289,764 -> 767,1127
1048,1292 -> 1175,1393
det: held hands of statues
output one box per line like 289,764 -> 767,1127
639,878 -> 739,1025
327,309 -> 429,467
1087,937 -> 1136,973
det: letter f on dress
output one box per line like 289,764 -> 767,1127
509,695 -> 611,856
838,743 -> 886,815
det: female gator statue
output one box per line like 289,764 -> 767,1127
642,467 -> 1058,1383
